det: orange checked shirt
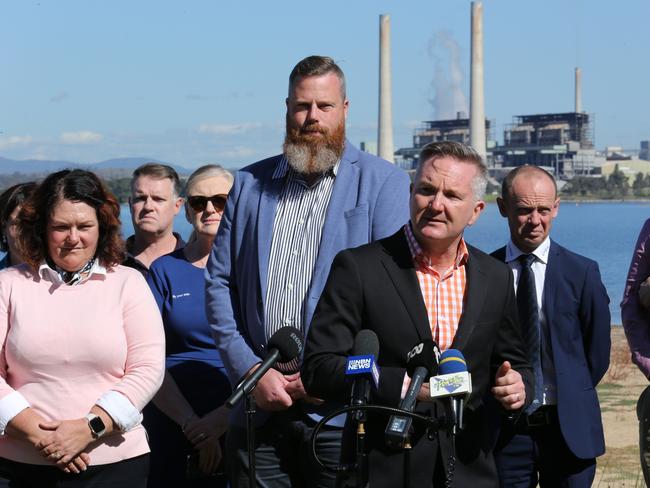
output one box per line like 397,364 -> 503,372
404,224 -> 468,351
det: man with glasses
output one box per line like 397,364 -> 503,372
124,163 -> 185,277
205,55 -> 410,487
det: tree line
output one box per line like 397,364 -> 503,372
562,164 -> 649,199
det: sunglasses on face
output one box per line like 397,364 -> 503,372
187,194 -> 228,212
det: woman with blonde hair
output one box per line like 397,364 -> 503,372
145,164 -> 233,487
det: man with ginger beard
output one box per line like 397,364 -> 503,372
205,55 -> 410,487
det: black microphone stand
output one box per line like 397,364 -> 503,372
244,393 -> 256,488
402,439 -> 412,488
351,380 -> 370,488
310,405 -> 447,488
355,416 -> 368,488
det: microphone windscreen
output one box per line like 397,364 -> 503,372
439,349 -> 467,374
267,326 -> 304,362
352,329 -> 380,357
405,340 -> 439,378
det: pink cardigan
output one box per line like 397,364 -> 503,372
0,264 -> 165,465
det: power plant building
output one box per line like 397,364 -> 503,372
396,111 -> 596,178
395,115 -> 491,166
492,112 -> 595,176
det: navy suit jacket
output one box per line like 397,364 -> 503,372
492,240 -> 611,459
205,141 -> 410,423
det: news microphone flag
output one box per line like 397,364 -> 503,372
345,355 -> 379,388
430,349 -> 472,399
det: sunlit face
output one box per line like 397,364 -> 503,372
286,73 -> 348,139
497,171 -> 559,253
184,176 -> 232,238
284,73 -> 348,175
4,205 -> 22,262
410,156 -> 485,253
129,176 -> 182,237
47,199 -> 99,272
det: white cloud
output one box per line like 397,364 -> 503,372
217,146 -> 257,159
0,135 -> 33,150
60,131 -> 103,145
198,123 -> 262,135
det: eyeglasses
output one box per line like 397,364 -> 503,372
187,194 -> 228,212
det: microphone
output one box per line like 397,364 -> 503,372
429,349 -> 472,434
385,340 -> 439,448
345,330 -> 380,422
226,326 -> 304,408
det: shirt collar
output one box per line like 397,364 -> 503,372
505,236 -> 551,265
403,223 -> 469,271
38,259 -> 107,286
125,232 -> 185,258
272,156 -> 340,180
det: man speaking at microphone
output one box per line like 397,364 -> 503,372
303,141 -> 533,487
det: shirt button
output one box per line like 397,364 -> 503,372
292,250 -> 298,256
298,219 -> 305,225
287,283 -> 294,291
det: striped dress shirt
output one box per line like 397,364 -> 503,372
265,157 -> 338,370
404,223 -> 468,351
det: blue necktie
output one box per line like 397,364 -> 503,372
517,254 -> 544,413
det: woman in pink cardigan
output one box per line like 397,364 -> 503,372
0,169 -> 165,487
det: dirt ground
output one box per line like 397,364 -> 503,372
594,326 -> 647,487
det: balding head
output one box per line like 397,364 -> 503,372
501,165 -> 557,203
497,165 -> 560,253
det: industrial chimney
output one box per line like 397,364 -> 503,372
378,14 -> 394,163
470,1 -> 486,161
575,67 -> 582,113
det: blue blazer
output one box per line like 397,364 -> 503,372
493,240 -> 611,459
206,141 -> 411,393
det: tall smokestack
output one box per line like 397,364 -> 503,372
378,14 -> 394,163
470,1 -> 486,161
575,67 -> 582,113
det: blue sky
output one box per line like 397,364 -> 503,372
1,0 -> 648,168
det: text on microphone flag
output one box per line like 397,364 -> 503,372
345,354 -> 380,388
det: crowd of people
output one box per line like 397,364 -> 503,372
0,53 -> 645,488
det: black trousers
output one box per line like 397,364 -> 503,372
0,454 -> 149,488
637,384 -> 650,486
225,408 -> 345,488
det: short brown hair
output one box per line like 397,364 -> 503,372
416,141 -> 487,200
17,169 -> 125,270
0,182 -> 37,252
131,163 -> 182,198
501,165 -> 557,201
288,55 -> 346,99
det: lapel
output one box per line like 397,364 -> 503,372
542,239 -> 561,327
451,245 -> 488,350
257,158 -> 285,307
311,141 -> 359,289
380,232 -> 432,342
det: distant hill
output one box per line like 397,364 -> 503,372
0,156 -> 82,174
0,156 -> 192,177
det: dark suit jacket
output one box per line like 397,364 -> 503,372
492,240 -> 610,459
303,230 -> 533,487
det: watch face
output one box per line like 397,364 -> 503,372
89,415 -> 106,434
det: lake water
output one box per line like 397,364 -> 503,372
119,201 -> 650,325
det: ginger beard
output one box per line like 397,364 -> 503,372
283,116 -> 346,176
